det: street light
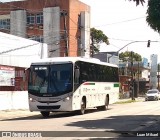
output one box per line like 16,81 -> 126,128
108,40 -> 159,63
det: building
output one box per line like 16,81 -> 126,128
0,32 -> 48,91
93,52 -> 119,65
0,32 -> 48,110
119,59 -> 150,97
0,0 -> 90,58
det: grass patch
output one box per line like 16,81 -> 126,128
114,99 -> 137,104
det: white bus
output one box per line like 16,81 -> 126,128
28,57 -> 119,117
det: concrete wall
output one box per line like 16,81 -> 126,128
150,54 -> 158,89
0,91 -> 29,110
80,11 -> 90,58
43,7 -> 60,58
10,10 -> 26,38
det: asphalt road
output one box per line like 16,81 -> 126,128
0,98 -> 160,140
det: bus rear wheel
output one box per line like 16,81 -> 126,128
77,99 -> 86,115
40,111 -> 50,117
97,96 -> 109,111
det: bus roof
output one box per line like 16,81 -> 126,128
31,57 -> 118,68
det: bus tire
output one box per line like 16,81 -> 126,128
40,111 -> 50,117
78,98 -> 86,115
97,96 -> 109,111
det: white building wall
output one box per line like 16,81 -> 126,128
10,10 -> 26,38
80,11 -> 90,58
0,32 -> 48,68
0,91 -> 29,110
43,7 -> 60,57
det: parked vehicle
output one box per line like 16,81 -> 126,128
145,89 -> 160,101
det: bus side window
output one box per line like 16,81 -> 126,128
82,72 -> 88,83
75,66 -> 80,84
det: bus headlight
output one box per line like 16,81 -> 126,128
29,97 -> 36,102
63,97 -> 70,102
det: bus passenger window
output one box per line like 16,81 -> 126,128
82,72 -> 88,83
75,67 -> 80,84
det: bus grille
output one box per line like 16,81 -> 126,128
37,105 -> 60,110
38,101 -> 59,103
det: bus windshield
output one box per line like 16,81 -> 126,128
28,63 -> 73,97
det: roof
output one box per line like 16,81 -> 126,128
31,57 -> 118,68
0,32 -> 48,68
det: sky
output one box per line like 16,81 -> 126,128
79,0 -> 160,62
1,0 -> 160,62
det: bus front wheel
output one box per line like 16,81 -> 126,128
40,111 -> 50,117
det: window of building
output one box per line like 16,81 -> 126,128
28,35 -> 43,43
35,36 -> 43,43
0,19 -> 10,30
28,36 -> 36,40
36,13 -> 43,24
15,70 -> 24,77
27,14 -> 35,25
27,13 -> 43,25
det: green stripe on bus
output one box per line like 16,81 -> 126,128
114,83 -> 119,87
84,83 -> 95,85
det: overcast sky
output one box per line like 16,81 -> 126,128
80,0 -> 160,62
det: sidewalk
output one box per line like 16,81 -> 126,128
0,109 -> 40,121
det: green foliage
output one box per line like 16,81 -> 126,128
119,51 -> 142,62
91,28 -> 109,45
128,0 -> 145,6
90,28 -> 109,55
146,0 -> 160,33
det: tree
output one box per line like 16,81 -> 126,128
128,0 -> 145,6
90,28 -> 109,57
129,0 -> 160,34
146,0 -> 160,33
119,51 -> 142,62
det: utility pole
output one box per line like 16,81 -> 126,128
131,51 -> 135,100
137,61 -> 140,97
91,34 -> 94,57
158,64 -> 160,90
40,42 -> 43,59
62,10 -> 68,56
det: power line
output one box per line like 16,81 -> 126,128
0,42 -> 40,55
93,16 -> 146,27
